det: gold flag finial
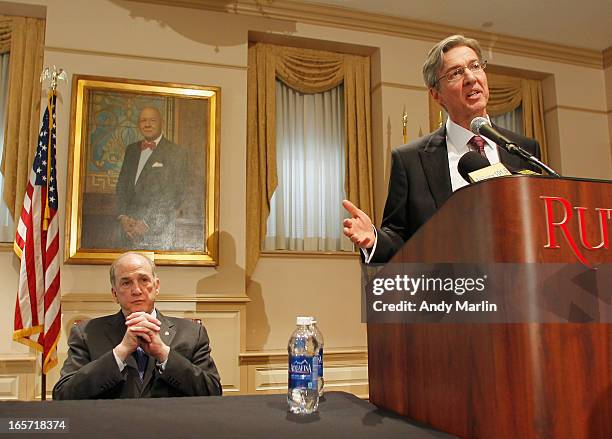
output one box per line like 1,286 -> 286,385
40,65 -> 68,92
39,66 -> 67,230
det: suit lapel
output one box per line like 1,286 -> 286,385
419,127 -> 453,208
158,312 -> 177,347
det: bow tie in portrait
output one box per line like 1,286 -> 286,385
140,140 -> 157,151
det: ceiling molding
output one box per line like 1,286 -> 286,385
133,0 -> 604,68
45,45 -> 247,70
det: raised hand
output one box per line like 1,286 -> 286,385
342,199 -> 375,249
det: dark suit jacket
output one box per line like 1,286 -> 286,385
52,311 -> 222,400
115,137 -> 188,249
371,124 -> 541,263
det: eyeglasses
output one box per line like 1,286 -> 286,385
435,60 -> 487,85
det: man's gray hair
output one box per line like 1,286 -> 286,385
422,35 -> 484,89
109,252 -> 157,287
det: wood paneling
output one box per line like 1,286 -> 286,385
368,176 -> 612,438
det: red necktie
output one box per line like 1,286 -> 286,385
140,140 -> 156,151
469,135 -> 486,156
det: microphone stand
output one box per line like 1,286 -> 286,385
502,142 -> 560,177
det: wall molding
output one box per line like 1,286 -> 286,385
0,355 -> 37,400
240,347 -> 367,363
61,293 -> 250,304
0,355 -> 37,369
0,243 -> 13,252
544,105 -> 608,116
372,82 -> 428,94
45,46 -> 247,71
134,0 -> 604,68
260,250 -> 359,259
240,348 -> 368,397
603,46 -> 612,69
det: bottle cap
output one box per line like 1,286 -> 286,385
296,316 -> 312,325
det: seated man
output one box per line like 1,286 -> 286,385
53,252 -> 221,399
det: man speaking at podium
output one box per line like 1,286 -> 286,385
53,252 -> 221,399
343,35 -> 541,263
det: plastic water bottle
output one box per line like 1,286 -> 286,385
287,316 -> 320,414
309,318 -> 324,397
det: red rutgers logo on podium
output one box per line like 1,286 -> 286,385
541,195 -> 611,267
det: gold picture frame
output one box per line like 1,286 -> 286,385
65,75 -> 220,266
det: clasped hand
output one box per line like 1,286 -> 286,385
119,216 -> 149,241
115,312 -> 170,363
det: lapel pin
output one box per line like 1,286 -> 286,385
165,331 -> 170,336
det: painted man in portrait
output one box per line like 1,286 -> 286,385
115,106 -> 188,250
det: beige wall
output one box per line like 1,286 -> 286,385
1,0 -> 611,397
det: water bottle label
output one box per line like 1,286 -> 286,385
318,348 -> 323,376
289,355 -> 318,390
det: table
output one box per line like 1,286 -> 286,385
0,391 -> 456,438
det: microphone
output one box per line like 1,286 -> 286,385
470,117 -> 560,177
458,151 -> 511,183
458,151 -> 491,182
470,117 -> 515,151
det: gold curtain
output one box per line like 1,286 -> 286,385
246,43 -> 373,276
0,16 -> 11,54
428,72 -> 548,163
487,73 -> 548,162
0,16 -> 45,221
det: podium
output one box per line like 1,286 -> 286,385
367,176 -> 611,438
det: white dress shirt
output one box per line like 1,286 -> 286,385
135,133 -> 163,183
445,116 -> 500,192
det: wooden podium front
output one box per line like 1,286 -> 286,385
367,176 -> 611,438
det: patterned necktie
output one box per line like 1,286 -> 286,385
134,347 -> 148,382
140,140 -> 156,151
469,135 -> 487,156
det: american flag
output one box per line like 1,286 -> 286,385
13,91 -> 61,374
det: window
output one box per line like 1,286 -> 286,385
246,42 -> 372,273
264,80 -> 352,252
0,51 -> 14,243
491,105 -> 524,135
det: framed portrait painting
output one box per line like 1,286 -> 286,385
65,75 -> 220,266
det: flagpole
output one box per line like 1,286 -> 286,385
38,66 -> 65,401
